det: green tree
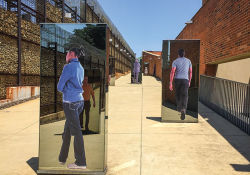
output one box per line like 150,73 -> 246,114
73,24 -> 106,50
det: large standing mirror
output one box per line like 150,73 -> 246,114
131,59 -> 142,84
38,23 -> 108,174
161,40 -> 200,123
109,57 -> 115,86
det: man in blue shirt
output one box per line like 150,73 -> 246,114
57,46 -> 87,169
169,49 -> 192,120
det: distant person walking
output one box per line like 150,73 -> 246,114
169,49 -> 192,120
109,63 -> 112,85
57,46 -> 87,169
79,76 -> 96,131
133,59 -> 140,83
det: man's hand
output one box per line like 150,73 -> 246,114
169,83 -> 173,91
188,81 -> 191,87
93,102 -> 96,108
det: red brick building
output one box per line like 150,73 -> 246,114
176,0 -> 250,83
142,50 -> 162,79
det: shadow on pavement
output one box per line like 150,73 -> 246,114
146,117 -> 161,122
153,76 -> 161,82
26,157 -> 38,173
199,102 -> 250,173
162,101 -> 197,118
54,130 -> 98,136
231,164 -> 250,172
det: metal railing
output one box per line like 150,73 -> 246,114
199,75 -> 250,135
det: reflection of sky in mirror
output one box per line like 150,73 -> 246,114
56,23 -> 98,34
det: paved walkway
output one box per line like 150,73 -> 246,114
0,73 -> 250,174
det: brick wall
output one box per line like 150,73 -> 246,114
155,56 -> 162,79
176,0 -> 250,76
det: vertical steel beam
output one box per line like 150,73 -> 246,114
75,7 -> 77,23
90,56 -> 92,68
85,0 -> 87,22
62,0 -> 65,23
110,31 -> 112,57
18,0 -> 21,86
92,6 -> 94,23
44,0 -> 47,23
55,42 -> 58,113
7,0 -> 11,11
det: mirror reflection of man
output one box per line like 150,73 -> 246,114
133,59 -> 140,83
79,76 -> 96,131
109,63 -> 112,85
169,49 -> 192,120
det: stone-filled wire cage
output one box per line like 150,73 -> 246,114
0,0 -> 83,100
40,23 -> 106,117
0,0 -> 134,101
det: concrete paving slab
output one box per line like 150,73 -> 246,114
108,111 -> 142,134
141,133 -> 250,175
106,134 -> 141,175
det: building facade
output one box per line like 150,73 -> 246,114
176,0 -> 250,84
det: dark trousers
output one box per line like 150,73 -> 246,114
134,72 -> 139,83
59,100 -> 86,166
174,79 -> 189,110
79,100 -> 91,128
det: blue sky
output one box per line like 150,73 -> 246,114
98,0 -> 202,58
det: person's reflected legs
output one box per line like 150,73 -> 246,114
59,101 -> 87,169
79,105 -> 84,128
59,120 -> 71,164
136,72 -> 139,83
180,79 -> 189,120
84,100 -> 91,131
174,80 -> 181,112
74,101 -> 87,166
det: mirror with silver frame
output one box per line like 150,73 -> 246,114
38,23 -> 108,174
161,40 -> 200,123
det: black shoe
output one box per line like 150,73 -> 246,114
181,109 -> 185,120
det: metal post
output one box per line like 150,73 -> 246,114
82,56 -> 85,67
7,0 -> 10,11
85,0 -> 87,22
75,7 -> 77,23
90,56 -> 92,68
98,59 -> 99,68
44,0 -> 47,23
110,31 -> 112,57
62,0 -> 65,23
18,0 -> 21,86
92,6 -> 94,23
55,42 -> 58,113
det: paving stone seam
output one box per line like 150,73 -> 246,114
0,120 -> 38,142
